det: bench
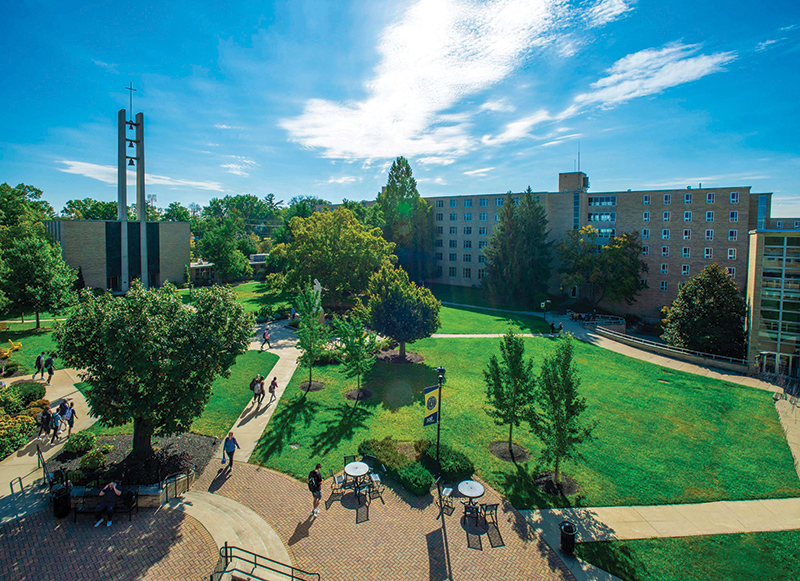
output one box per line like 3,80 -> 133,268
73,485 -> 139,522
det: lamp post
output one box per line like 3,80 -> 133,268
435,366 -> 445,468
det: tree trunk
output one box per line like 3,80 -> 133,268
306,364 -> 313,394
553,456 -> 561,486
508,424 -> 516,463
35,311 -> 40,329
132,418 -> 155,457
399,341 -> 406,361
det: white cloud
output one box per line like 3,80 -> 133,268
481,110 -> 551,145
280,0 -> 566,161
220,156 -> 258,176
756,39 -> 780,52
586,0 -> 635,28
479,99 -> 516,113
417,157 -> 456,166
214,124 -> 244,130
56,161 -> 225,191
463,167 -> 494,176
575,42 -> 736,108
328,176 -> 358,184
92,59 -> 118,73
641,173 -> 771,189
417,177 -> 447,185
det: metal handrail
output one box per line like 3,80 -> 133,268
161,469 -> 192,503
10,476 -> 23,495
211,543 -> 320,581
596,325 -> 748,365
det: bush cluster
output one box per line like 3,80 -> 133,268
14,382 -> 46,407
63,432 -> 97,453
79,448 -> 106,470
0,413 -> 35,460
422,441 -> 475,481
358,436 -> 434,496
2,360 -> 20,377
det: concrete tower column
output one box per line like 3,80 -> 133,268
117,109 -> 129,292
135,112 -> 148,289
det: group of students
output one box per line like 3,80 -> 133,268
249,374 -> 278,406
32,351 -> 56,385
37,399 -> 78,445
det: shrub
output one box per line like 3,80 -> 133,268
288,318 -> 299,328
14,382 -> 46,407
394,462 -> 434,496
21,407 -> 43,421
0,389 -> 23,415
422,442 -> 475,481
264,272 -> 285,292
101,444 -> 114,454
27,398 -> 50,410
358,437 -> 413,469
257,303 -> 275,321
2,360 -> 20,377
63,432 -> 97,454
0,413 -> 36,460
80,448 -> 106,470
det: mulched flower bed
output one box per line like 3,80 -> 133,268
376,349 -> 425,364
298,380 -> 325,392
532,471 -> 580,497
489,441 -> 532,463
50,433 -> 217,487
345,389 -> 372,401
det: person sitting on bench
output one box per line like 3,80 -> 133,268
94,481 -> 121,528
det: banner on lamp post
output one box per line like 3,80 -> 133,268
423,385 -> 440,426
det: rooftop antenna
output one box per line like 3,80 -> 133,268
578,140 -> 581,172
125,82 -> 137,123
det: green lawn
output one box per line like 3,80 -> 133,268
250,336 -> 800,508
575,531 -> 800,581
438,305 -> 550,334
0,323 -> 61,374
86,350 -> 278,438
179,282 -> 294,315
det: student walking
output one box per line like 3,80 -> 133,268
49,409 -> 62,445
33,352 -> 45,379
37,406 -> 52,440
268,377 -> 278,404
64,402 -> 78,438
261,327 -> 271,350
254,377 -> 265,406
223,432 -> 240,470
308,463 -> 323,516
44,355 -> 55,386
250,375 -> 263,405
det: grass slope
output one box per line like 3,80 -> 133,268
438,305 -> 550,334
251,337 -> 800,508
179,281 -> 294,314
575,531 -> 800,581
0,323 -> 61,374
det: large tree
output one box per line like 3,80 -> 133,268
557,226 -> 648,307
273,208 -> 396,304
367,263 -> 441,361
61,198 -> 122,220
197,218 -> 253,282
55,281 -> 252,456
163,201 -> 191,222
529,336 -> 594,486
375,157 -> 434,282
483,188 -> 552,305
660,263 -> 746,358
295,286 -> 330,393
483,327 -> 536,462
2,229 -> 76,327
0,183 -> 54,227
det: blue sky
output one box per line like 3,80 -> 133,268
2,0 -> 800,215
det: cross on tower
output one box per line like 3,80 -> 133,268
125,83 -> 137,122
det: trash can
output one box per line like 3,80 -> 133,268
52,485 -> 71,519
559,520 -> 576,554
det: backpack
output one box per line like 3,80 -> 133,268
35,355 -> 43,368
50,414 -> 60,428
308,472 -> 319,492
249,378 -> 257,391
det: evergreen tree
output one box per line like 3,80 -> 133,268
660,263 -> 746,358
73,266 -> 86,291
333,316 -> 378,396
295,286 -> 329,393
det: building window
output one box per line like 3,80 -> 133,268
478,240 -> 487,249
642,228 -> 650,239
479,212 -> 487,221
681,264 -> 689,276
682,229 -> 690,240
682,247 -> 690,258
449,240 -> 457,248
589,196 -> 617,206
495,198 -> 504,206
728,229 -> 737,241
660,263 -> 668,274
436,213 -> 443,221
464,212 -> 472,221
730,191 -> 739,204
464,254 -> 471,262
707,192 -> 715,204
729,211 -> 738,223
449,226 -> 457,234
464,240 -> 472,249
464,199 -> 472,207
588,212 -> 616,222
662,229 -> 670,240
643,212 -> 650,222
643,195 -> 651,205
478,255 -> 486,263
435,240 -> 443,247
450,213 -> 457,221
449,253 -> 457,261
463,227 -> 472,235
663,211 -> 671,222
685,193 -> 693,204
728,248 -> 736,260
704,247 -> 713,259
664,194 -> 671,205
661,246 -> 669,257
449,267 -> 456,277
435,252 -> 443,260
795,221 -> 800,229
727,267 -> 735,278
463,268 -> 471,278
479,227 -> 487,236
436,266 -> 443,277
477,269 -> 485,279
494,214 -> 499,222
684,211 -> 692,222
450,199 -> 457,208
679,281 -> 688,290
479,198 -> 487,207
777,220 -> 784,228
436,226 -> 443,234
705,229 -> 713,241
436,200 -> 444,208
598,228 -> 616,237
513,197 -> 520,206
660,281 -> 668,291
706,211 -> 714,222
642,245 -> 649,256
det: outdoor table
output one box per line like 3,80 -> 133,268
344,461 -> 370,492
458,480 -> 485,505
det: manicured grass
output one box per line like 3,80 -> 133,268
427,282 -> 548,312
0,323 -> 62,374
250,337 -> 800,508
438,305 -> 550,334
575,531 -> 800,581
178,282 -> 294,314
85,350 -> 278,438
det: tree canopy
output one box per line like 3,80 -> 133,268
483,188 -> 552,305
557,226 -> 648,307
197,218 -> 253,282
375,157 -> 434,282
0,183 -> 54,228
333,315 -> 378,395
61,198 -> 122,221
163,201 -> 191,222
55,281 -> 252,456
273,208 -> 396,304
660,263 -> 746,358
366,263 -> 441,360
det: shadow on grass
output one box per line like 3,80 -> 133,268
498,463 -> 587,511
447,304 -> 549,333
361,362 -> 441,412
250,396 -> 320,464
310,403 -> 373,456
574,541 -> 643,581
